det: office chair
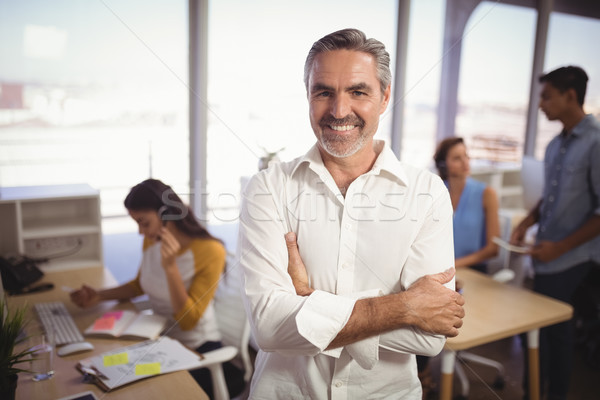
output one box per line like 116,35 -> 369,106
453,212 -> 515,399
203,251 -> 254,400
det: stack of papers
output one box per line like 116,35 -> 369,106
77,336 -> 203,391
492,237 -> 531,254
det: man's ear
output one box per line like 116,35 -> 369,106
380,84 -> 392,114
566,88 -> 578,105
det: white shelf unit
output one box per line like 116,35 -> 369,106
471,167 -> 524,209
0,184 -> 103,271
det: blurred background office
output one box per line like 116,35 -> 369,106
2,1 -> 600,398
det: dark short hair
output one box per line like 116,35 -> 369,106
433,137 -> 464,181
539,66 -> 588,106
303,28 -> 391,94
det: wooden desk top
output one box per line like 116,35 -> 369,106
446,269 -> 573,351
8,266 -> 208,400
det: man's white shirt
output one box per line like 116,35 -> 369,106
239,140 -> 454,399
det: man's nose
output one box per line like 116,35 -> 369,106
331,95 -> 350,119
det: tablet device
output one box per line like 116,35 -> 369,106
57,391 -> 100,400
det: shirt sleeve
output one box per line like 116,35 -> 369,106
174,240 -> 226,330
240,171 -> 357,356
377,176 -> 454,357
591,138 -> 600,215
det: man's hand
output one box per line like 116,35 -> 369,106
510,223 -> 528,245
530,240 -> 566,262
403,269 -> 465,337
285,232 -> 314,296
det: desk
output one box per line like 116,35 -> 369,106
440,269 -> 573,400
8,266 -> 208,400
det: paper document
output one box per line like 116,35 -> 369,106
76,336 -> 204,391
493,237 -> 531,254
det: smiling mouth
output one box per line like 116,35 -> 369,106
329,125 -> 356,132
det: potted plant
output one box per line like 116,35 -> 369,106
0,300 -> 33,400
258,146 -> 285,171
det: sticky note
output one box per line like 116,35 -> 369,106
103,310 -> 124,320
93,316 -> 116,330
103,352 -> 129,366
135,362 -> 161,375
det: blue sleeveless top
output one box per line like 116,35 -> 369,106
448,178 -> 487,259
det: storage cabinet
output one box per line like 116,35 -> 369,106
471,167 -> 523,209
0,184 -> 103,271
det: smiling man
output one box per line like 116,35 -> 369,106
239,29 -> 465,399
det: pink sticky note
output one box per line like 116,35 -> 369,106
102,311 -> 124,320
93,316 -> 116,330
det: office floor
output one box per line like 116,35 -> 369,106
102,222 -> 599,400
424,334 -> 599,400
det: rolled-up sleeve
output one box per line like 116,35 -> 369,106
240,172 -> 356,356
378,177 -> 455,357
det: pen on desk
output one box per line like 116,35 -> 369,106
61,285 -> 74,293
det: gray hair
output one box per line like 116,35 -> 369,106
303,28 -> 392,94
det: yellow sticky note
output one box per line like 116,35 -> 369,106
135,362 -> 161,376
103,352 -> 129,366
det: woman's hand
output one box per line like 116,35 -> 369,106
160,227 -> 181,270
70,284 -> 100,308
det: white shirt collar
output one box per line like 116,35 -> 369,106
290,139 -> 409,187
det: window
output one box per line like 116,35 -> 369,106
456,2 -> 536,165
0,0 -> 188,217
205,0 -> 398,222
536,11 -> 600,158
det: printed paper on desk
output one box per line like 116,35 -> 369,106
76,336 -> 204,391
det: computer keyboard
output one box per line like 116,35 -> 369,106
34,301 -> 85,345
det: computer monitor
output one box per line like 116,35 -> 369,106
521,155 -> 544,210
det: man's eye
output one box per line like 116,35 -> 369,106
317,91 -> 330,97
353,91 -> 366,96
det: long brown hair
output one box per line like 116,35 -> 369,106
124,179 -> 218,241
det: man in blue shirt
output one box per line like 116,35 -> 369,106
512,66 -> 600,400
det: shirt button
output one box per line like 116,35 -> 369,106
548,195 -> 554,202
556,165 -> 561,171
342,263 -> 350,269
560,147 -> 566,154
335,381 -> 343,388
552,180 -> 558,186
540,227 -> 546,233
345,223 -> 352,230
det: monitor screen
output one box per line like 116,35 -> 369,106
521,155 -> 544,210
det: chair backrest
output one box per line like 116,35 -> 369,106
213,252 -> 253,382
487,210 -> 517,283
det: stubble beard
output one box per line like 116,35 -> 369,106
318,115 -> 368,158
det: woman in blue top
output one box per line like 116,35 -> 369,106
434,137 -> 500,272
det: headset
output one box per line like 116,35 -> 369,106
138,180 -> 183,225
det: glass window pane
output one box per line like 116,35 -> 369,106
401,0 -> 445,168
456,2 -> 536,166
537,12 -> 600,159
0,0 -> 188,217
206,0 -> 397,221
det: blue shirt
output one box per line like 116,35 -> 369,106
449,177 -> 487,259
536,114 -> 600,274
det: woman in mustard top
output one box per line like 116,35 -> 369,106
70,179 -> 234,397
